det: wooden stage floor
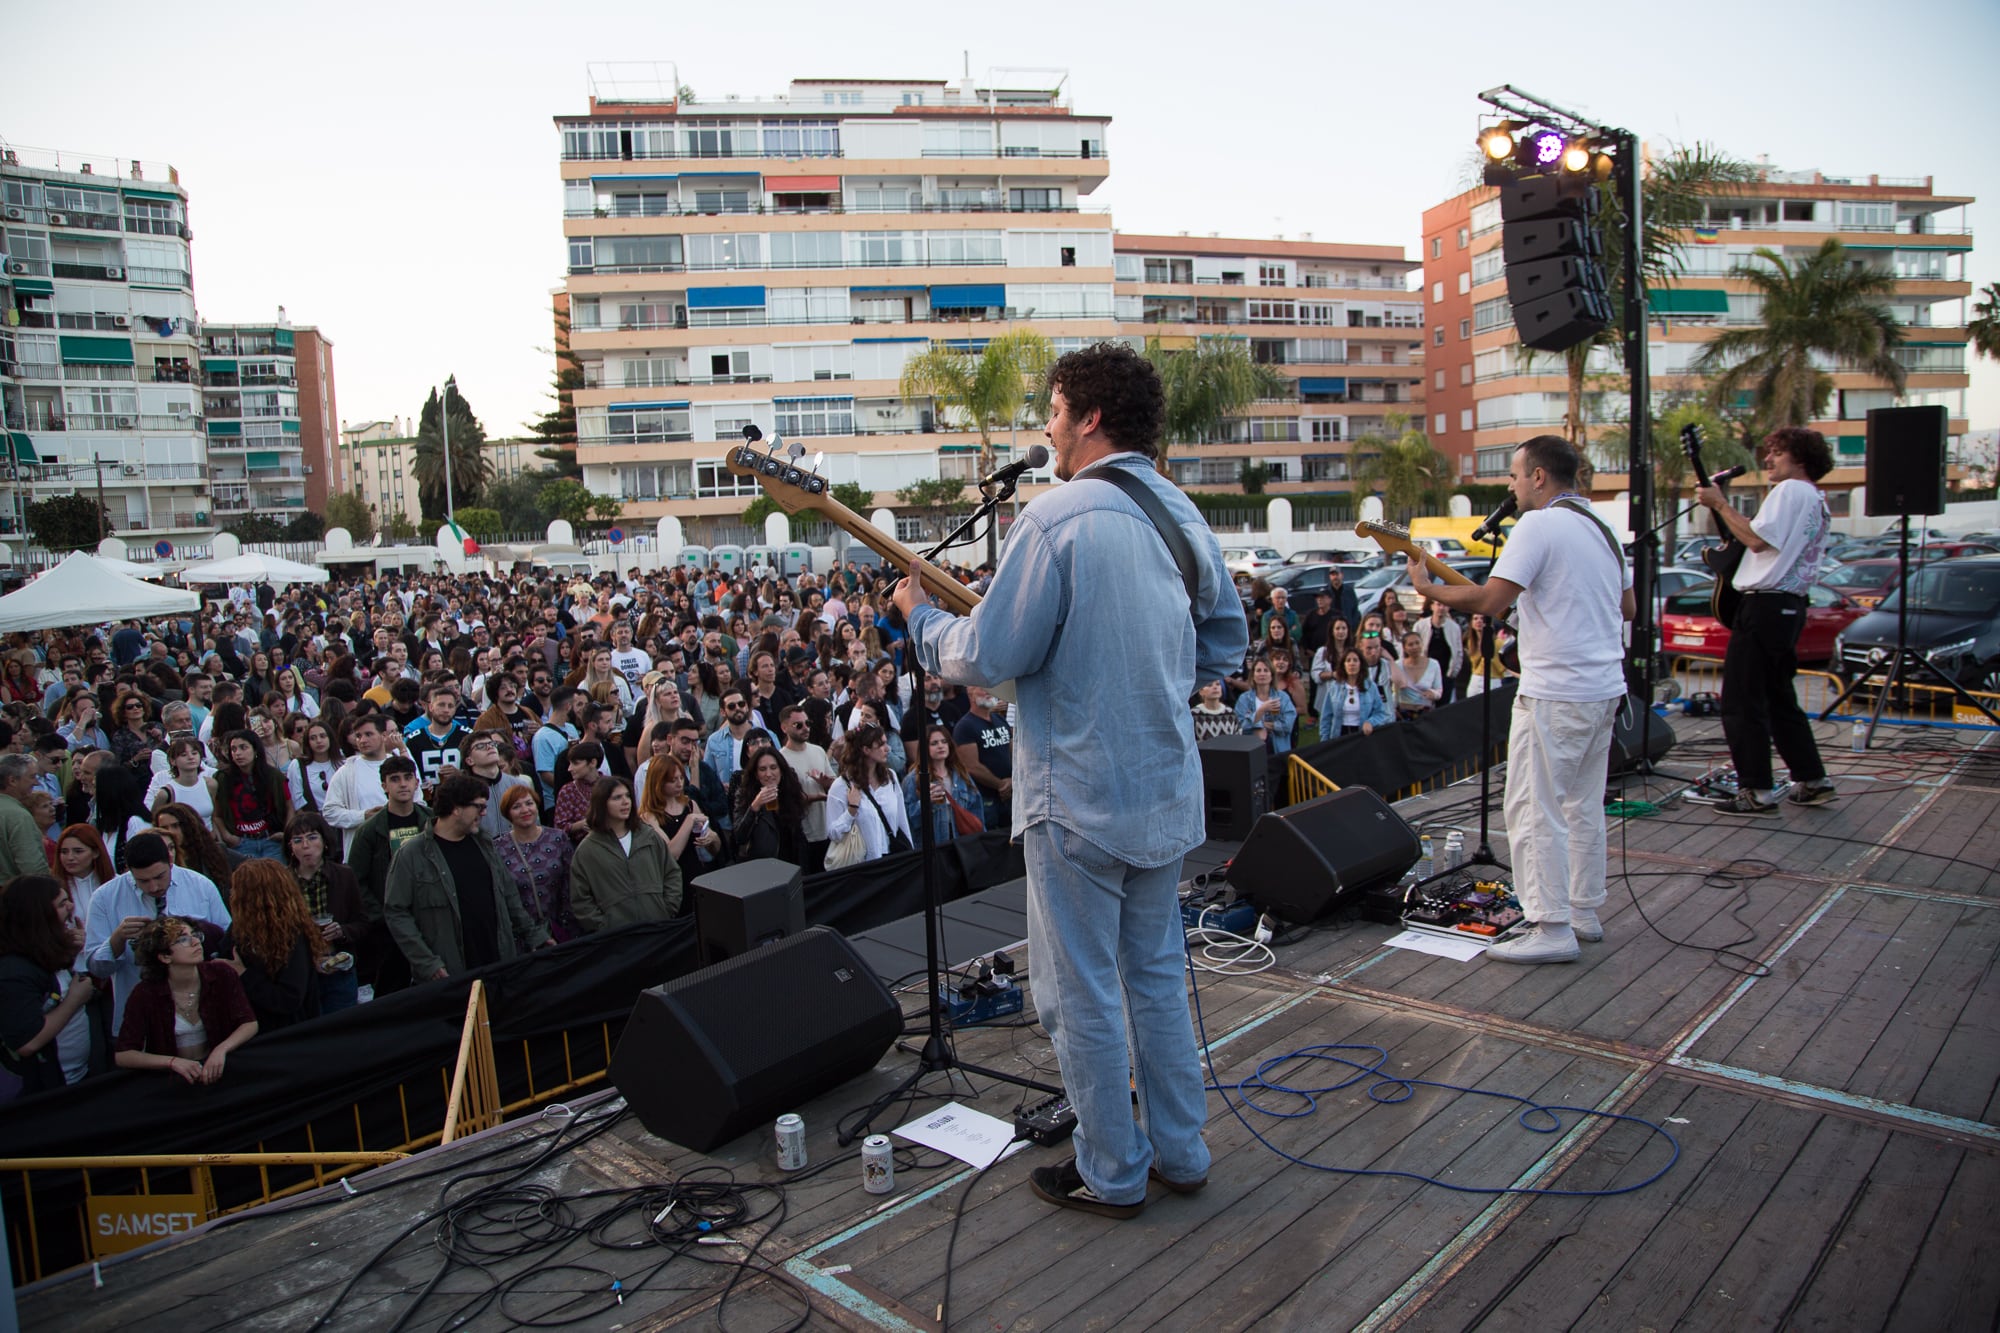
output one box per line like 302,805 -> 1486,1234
22,715 -> 2000,1331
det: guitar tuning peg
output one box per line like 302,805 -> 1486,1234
811,450 -> 825,474
765,431 -> 785,456
786,441 -> 805,460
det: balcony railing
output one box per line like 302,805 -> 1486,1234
573,254 -> 1015,279
125,267 -> 189,288
564,201 -> 1087,219
575,309 -> 1111,333
50,262 -> 123,282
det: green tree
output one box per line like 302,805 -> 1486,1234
223,514 -> 285,543
1237,460 -> 1268,495
383,512 -> 420,542
528,300 -> 584,478
1351,413 -> 1450,524
1694,238 -> 1906,435
1970,282 -> 2000,363
1591,400 -> 1751,558
324,492 -> 375,543
899,329 -> 1055,561
830,482 -> 872,515
740,495 -> 784,533
536,479 -> 623,535
455,507 -> 504,540
26,493 -> 111,551
895,476 -> 973,540
283,512 -> 325,542
483,474 -> 553,534
1146,335 -> 1290,450
414,376 -> 493,518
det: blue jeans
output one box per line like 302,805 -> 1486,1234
232,836 -> 283,864
1022,822 -> 1209,1205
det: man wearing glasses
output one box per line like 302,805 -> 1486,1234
383,774 -> 551,983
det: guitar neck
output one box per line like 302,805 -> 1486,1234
1352,522 -> 1475,586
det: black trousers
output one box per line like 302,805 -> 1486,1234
1720,592 -> 1826,790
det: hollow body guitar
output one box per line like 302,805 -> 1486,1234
1353,519 -> 1520,675
723,443 -> 1014,701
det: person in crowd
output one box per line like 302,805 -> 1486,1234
1390,630 -> 1443,719
775,704 -> 834,872
1268,645 -> 1313,732
113,914 -> 257,1084
89,762 -> 151,874
903,723 -> 984,846
1190,678 -> 1241,742
1311,615 -> 1355,719
1318,649 -> 1395,741
553,742 -> 605,844
383,774 -> 551,982
286,720 -> 340,813
1458,611 -> 1515,696
282,810 -> 364,1014
531,686 -> 581,815
273,666 -> 318,720
1255,610 -> 1296,664
703,688 -> 760,795
1260,586 -> 1299,646
25,789 -> 60,865
220,859 -> 324,1031
729,743 -> 808,864
404,681 -> 471,795
249,710 -> 295,773
825,724 -> 913,865
214,729 -> 290,862
323,713 -> 394,854
57,692 -> 111,751
460,730 -> 534,841
109,691 -> 162,771
152,803 -> 235,894
346,755 -> 429,995
493,783 -> 574,943
953,687 -> 1013,830
1357,620 -> 1396,697
569,776 -> 681,932
148,738 -> 217,823
0,875 -> 108,1095
1234,657 -> 1297,753
1,656 -> 44,709
473,672 -> 539,760
0,753 -> 53,881
637,755 -> 722,901
1422,599 -> 1463,706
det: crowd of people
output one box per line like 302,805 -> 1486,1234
0,557 -> 1009,1098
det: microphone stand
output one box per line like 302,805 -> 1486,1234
837,475 -> 1060,1145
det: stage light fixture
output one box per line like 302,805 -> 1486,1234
1563,140 -> 1593,173
1480,124 -> 1518,160
1529,130 -> 1567,169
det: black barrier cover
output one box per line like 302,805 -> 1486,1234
1292,681 -> 1515,796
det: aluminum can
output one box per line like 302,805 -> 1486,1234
1444,831 -> 1465,871
862,1134 -> 894,1194
776,1113 -> 807,1171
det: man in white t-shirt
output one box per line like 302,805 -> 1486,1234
1410,435 -> 1634,963
1695,426 -> 1836,814
607,620 -> 652,693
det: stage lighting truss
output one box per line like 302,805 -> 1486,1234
1478,117 -> 1616,186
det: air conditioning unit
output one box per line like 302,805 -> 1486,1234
1,207 -> 22,221
47,213 -> 68,226
302,464 -> 313,474
178,224 -> 192,240
5,261 -> 26,275
112,314 -> 130,327
106,268 -> 125,281
195,511 -> 209,525
114,416 -> 135,429
121,464 -> 141,476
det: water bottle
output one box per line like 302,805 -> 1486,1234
1851,718 -> 1866,752
1418,834 -> 1434,880
1444,831 -> 1465,872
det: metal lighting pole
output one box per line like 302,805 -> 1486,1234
440,381 -> 456,534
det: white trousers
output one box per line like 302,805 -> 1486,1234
1502,694 -> 1620,924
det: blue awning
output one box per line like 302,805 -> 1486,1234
929,283 -> 1005,309
687,285 -> 766,309
943,339 -> 991,352
1298,377 -> 1347,394
610,400 -> 691,412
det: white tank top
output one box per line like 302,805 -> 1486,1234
151,774 -> 214,823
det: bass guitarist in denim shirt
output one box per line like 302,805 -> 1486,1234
894,342 -> 1248,1220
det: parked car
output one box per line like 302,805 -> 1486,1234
1661,580 -> 1868,664
1821,558 -> 1908,610
1286,547 -> 1375,566
1222,546 -> 1286,583
1241,561 -> 1376,616
1832,556 -> 2000,692
1354,559 -> 1495,619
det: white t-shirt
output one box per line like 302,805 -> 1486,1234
1489,502 -> 1631,702
610,647 -> 652,690
1737,478 -> 1830,595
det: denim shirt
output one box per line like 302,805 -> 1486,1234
1317,680 -> 1394,740
905,452 -> 1248,867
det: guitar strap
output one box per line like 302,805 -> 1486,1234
1086,464 -> 1202,612
1550,499 -> 1627,579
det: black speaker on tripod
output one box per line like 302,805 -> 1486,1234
1865,405 -> 1947,518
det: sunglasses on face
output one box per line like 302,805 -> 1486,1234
1360,631 -> 1381,639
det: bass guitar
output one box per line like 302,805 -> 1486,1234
1354,519 -> 1519,674
1681,423 -> 1744,624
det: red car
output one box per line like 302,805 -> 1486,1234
1821,559 -> 1905,610
1660,581 -> 1868,663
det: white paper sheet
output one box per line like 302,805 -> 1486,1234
893,1102 -> 1032,1169
1384,929 -> 1488,962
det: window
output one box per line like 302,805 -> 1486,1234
1259,263 -> 1287,287
622,357 -> 684,387
1430,237 -> 1442,258
1459,409 -> 1474,430
1459,318 -> 1472,339
1471,249 -> 1506,286
774,395 -> 854,436
901,92 -> 925,106
1434,413 -> 1447,435
686,233 -> 760,270
760,119 -> 838,156
923,123 -> 994,156
926,230 -> 1003,265
1460,364 -> 1472,385
1008,188 -> 1060,212
619,461 -> 692,499
1308,419 -> 1339,443
692,189 -> 752,215
1457,227 -> 1469,249
1476,447 -> 1510,477
1472,296 -> 1511,333
1434,370 -> 1445,390
1434,327 -> 1445,346
122,197 -> 180,235
773,342 -> 853,381
850,230 -> 918,265
1457,272 -> 1470,295
600,235 -> 684,270
608,407 -> 693,444
696,461 -> 762,498
1432,281 -> 1444,303
1299,302 -> 1340,326
1837,202 -> 1893,231
1246,300 -> 1296,323
770,231 -> 842,268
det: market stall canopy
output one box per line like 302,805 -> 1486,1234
177,552 -> 331,586
0,552 -> 200,632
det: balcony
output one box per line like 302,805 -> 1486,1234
124,267 -> 189,289
50,261 -> 125,282
563,200 -> 1088,219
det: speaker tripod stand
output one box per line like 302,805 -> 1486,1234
1409,555 -> 1511,896
836,483 -> 1060,1147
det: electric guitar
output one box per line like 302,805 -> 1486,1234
723,441 -> 1013,699
1681,423 -> 1744,624
1354,519 -> 1520,674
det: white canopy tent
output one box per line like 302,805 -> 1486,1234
0,552 -> 200,633
177,552 -> 331,586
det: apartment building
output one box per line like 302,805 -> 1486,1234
1423,165 -> 1975,513
0,146 -> 210,540
485,436 -> 534,483
556,67 -> 1114,544
339,418 -> 421,531
1112,234 -> 1424,491
201,316 -> 337,524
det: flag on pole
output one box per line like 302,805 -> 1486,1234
448,518 -> 479,556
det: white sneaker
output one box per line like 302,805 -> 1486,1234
1570,910 -> 1604,942
1485,922 -> 1580,964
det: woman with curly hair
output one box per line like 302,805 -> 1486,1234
214,729 -> 290,862
221,859 -> 324,1031
108,690 -> 160,771
729,743 -> 808,864
824,723 -> 913,865
153,803 -> 234,896
0,655 -> 43,708
114,914 -> 257,1084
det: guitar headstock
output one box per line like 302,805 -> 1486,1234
724,440 -> 838,517
1354,519 -> 1414,546
1680,422 -> 1711,486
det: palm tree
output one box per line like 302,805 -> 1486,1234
1590,400 -> 1750,558
1970,282 -> 2000,363
1694,239 -> 1906,435
1144,335 -> 1291,455
897,329 -> 1054,562
1351,413 -> 1450,524
414,376 -> 493,519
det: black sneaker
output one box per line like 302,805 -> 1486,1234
1148,1164 -> 1207,1196
1786,781 -> 1837,807
1714,792 -> 1779,816
1029,1158 -> 1145,1219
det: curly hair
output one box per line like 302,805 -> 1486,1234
1764,426 -> 1834,482
228,859 -> 327,970
731,743 -> 807,826
1045,341 -> 1165,458
0,875 -> 80,975
135,914 -> 199,983
156,803 -> 232,889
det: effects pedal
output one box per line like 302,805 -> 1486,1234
1015,1091 -> 1077,1146
947,985 -> 1024,1027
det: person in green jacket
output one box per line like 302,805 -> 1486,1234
568,776 -> 681,934
0,755 -> 52,882
383,773 -> 551,982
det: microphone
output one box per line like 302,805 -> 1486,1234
1471,493 -> 1519,544
981,444 -> 1051,489
1707,464 -> 1747,485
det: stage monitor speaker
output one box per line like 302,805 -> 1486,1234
693,857 -> 806,965
1609,694 -> 1676,774
1199,734 -> 1270,841
610,925 -> 900,1153
1227,787 -> 1420,922
1865,405 -> 1947,518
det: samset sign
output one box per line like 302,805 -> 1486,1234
88,1194 -> 206,1257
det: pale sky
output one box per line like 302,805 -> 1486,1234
10,0 -> 1996,443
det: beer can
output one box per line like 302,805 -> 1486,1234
775,1113 -> 807,1171
862,1135 -> 894,1194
